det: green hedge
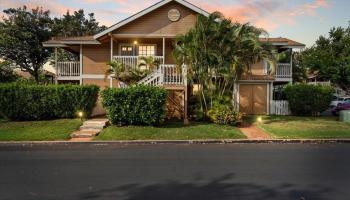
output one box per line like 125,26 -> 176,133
0,83 -> 99,120
285,84 -> 334,116
101,85 -> 167,125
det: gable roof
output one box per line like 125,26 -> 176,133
43,36 -> 100,47
259,37 -> 305,48
93,0 -> 209,39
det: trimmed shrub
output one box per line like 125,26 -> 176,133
101,85 -> 167,126
0,83 -> 99,120
284,84 -> 334,116
208,105 -> 244,126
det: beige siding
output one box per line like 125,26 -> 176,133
83,78 -> 109,88
113,1 -> 197,35
251,61 -> 265,75
83,43 -> 110,74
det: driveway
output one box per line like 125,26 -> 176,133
0,143 -> 349,200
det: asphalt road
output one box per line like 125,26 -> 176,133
0,143 -> 350,200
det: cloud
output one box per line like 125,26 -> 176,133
191,0 -> 330,31
0,0 -> 72,16
0,0 -> 331,31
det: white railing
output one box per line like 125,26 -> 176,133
270,100 -> 291,115
138,64 -> 187,87
276,63 -> 292,78
308,81 -> 331,86
159,64 -> 186,85
56,61 -> 80,77
113,56 -> 164,70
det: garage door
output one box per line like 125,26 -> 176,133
239,84 -> 267,115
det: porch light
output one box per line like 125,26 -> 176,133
133,40 -> 138,45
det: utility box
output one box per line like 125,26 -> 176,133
340,110 -> 350,123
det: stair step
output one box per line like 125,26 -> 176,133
71,130 -> 101,138
82,125 -> 105,128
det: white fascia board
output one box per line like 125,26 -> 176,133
94,0 -> 209,39
281,45 -> 305,49
63,41 -> 101,45
42,44 -> 68,47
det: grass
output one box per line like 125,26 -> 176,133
95,121 -> 245,140
0,119 -> 82,141
254,116 -> 350,139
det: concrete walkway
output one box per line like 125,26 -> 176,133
239,122 -> 272,140
70,118 -> 109,142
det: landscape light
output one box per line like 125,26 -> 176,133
257,116 -> 263,123
78,111 -> 83,121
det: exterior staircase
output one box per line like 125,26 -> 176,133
137,64 -> 187,87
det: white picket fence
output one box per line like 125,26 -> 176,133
270,100 -> 291,115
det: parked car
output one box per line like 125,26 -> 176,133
332,100 -> 350,116
330,96 -> 350,107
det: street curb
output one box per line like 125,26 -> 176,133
1,139 -> 350,146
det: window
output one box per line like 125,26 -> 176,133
121,45 -> 133,56
138,45 -> 155,56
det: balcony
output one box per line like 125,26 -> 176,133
113,56 -> 164,70
275,63 -> 292,82
56,61 -> 80,80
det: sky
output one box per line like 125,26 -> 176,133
0,0 -> 349,47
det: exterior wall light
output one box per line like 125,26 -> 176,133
133,40 -> 138,45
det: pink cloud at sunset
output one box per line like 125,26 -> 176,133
0,0 -> 333,32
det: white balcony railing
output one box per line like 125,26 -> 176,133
138,64 -> 187,87
56,61 -> 80,77
113,56 -> 164,70
275,63 -> 292,78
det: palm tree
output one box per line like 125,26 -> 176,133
138,56 -> 160,72
173,12 -> 276,117
105,60 -> 125,87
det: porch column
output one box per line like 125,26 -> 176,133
290,48 -> 293,84
110,36 -> 113,88
162,37 -> 165,64
79,44 -> 83,85
54,47 -> 58,84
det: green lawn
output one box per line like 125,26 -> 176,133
0,119 -> 82,141
255,116 -> 350,139
95,122 -> 245,140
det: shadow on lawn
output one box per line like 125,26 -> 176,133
79,173 -> 333,200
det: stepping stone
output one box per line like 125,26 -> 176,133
71,130 -> 101,138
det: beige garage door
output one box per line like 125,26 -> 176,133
239,84 -> 267,115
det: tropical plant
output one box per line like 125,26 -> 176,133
105,60 -> 126,87
105,60 -> 150,86
173,12 -> 276,118
138,56 -> 160,72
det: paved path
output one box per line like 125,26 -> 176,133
0,144 -> 349,199
239,122 -> 272,140
70,118 -> 108,141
